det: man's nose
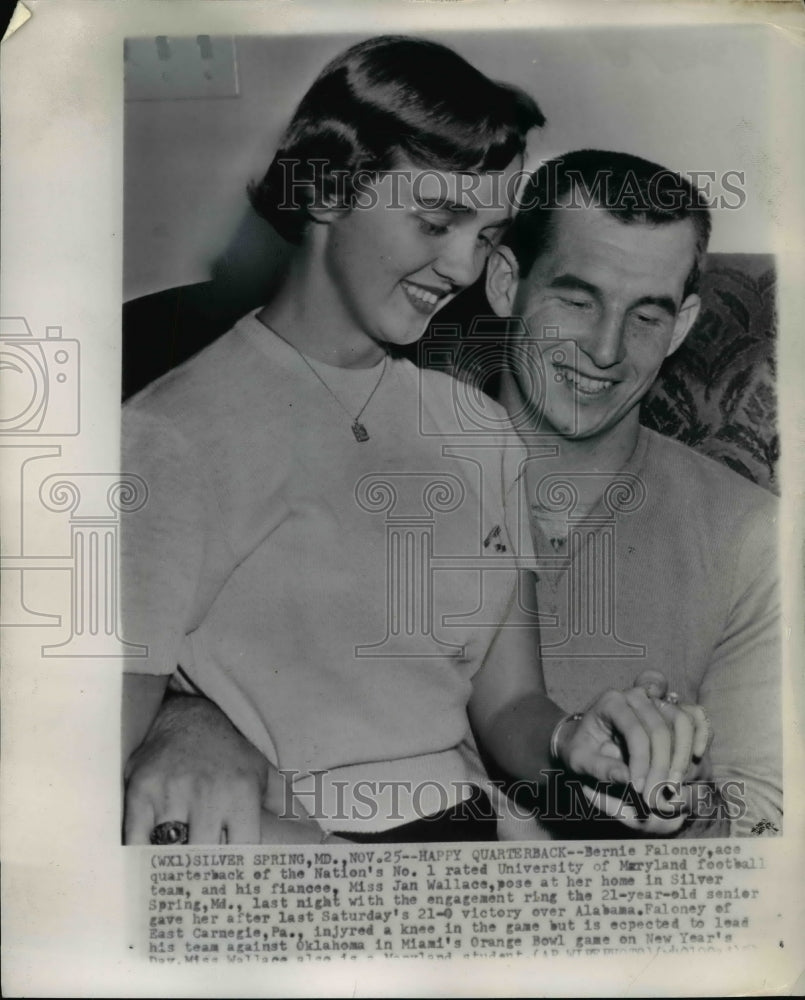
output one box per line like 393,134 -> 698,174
433,231 -> 484,289
585,310 -> 626,369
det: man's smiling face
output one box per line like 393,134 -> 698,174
492,204 -> 701,442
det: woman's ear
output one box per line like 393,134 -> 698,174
485,245 -> 520,318
667,293 -> 701,358
306,200 -> 346,225
304,178 -> 351,225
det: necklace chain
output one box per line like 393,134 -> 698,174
265,323 -> 387,442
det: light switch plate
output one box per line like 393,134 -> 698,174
124,35 -> 239,101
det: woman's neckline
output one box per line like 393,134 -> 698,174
253,309 -> 387,373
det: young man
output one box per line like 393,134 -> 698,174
482,149 -> 781,837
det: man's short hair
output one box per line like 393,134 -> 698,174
505,149 -> 712,298
248,35 -> 545,244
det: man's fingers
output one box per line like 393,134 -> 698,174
582,784 -> 689,834
185,801 -> 226,846
582,784 -> 636,822
124,772 -> 264,845
185,773 -> 264,844
123,791 -> 155,845
221,795 -> 263,845
143,778 -> 211,844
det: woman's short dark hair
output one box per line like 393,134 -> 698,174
249,35 -> 545,243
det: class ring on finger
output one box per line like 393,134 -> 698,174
150,820 -> 190,845
664,691 -> 680,705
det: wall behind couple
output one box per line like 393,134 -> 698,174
124,26 -> 776,302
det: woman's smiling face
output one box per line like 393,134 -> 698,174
319,156 -> 523,350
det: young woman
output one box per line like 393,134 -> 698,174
122,36 -> 706,845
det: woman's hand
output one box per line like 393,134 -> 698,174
124,695 -> 269,845
554,669 -> 712,814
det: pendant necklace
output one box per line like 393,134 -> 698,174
266,323 -> 387,442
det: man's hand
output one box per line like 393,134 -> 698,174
580,750 -> 720,835
124,695 -> 268,845
580,784 -> 689,835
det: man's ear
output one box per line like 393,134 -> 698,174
485,245 -> 520,318
667,294 -> 701,358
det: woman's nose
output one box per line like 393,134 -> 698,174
433,231 -> 485,289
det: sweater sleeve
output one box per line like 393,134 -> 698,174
696,503 -> 782,836
120,405 -> 232,677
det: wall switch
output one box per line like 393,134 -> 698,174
125,36 -> 239,101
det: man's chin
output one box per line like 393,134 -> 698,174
536,412 -> 616,443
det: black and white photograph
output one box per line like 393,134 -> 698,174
2,1 -> 804,996
120,28 -> 783,845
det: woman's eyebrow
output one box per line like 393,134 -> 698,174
414,198 -> 513,229
414,196 -> 473,213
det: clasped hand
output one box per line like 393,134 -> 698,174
554,670 -> 712,833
